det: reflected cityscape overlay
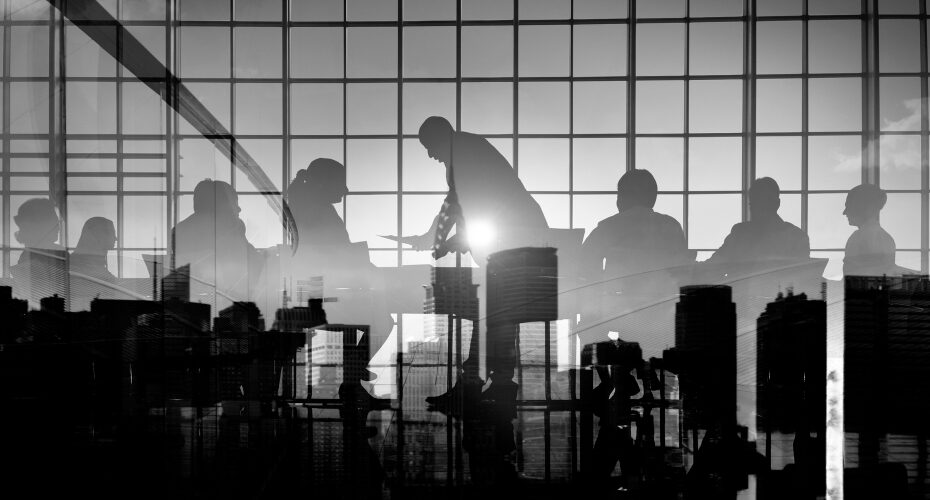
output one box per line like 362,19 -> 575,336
2,0 -> 930,499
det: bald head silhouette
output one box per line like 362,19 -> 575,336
749,177 -> 781,220
617,169 -> 659,212
418,116 -> 455,166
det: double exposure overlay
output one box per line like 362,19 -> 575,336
1,0 -> 930,498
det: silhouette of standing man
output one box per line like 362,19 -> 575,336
410,116 -> 549,261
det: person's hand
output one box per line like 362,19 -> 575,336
410,233 -> 434,251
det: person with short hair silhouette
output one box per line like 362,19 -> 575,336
843,184 -> 898,276
579,169 -> 693,355
706,177 -> 810,266
412,116 -> 549,261
172,179 -> 261,307
11,198 -> 68,307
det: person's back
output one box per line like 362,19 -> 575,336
11,198 -> 68,307
586,207 -> 690,280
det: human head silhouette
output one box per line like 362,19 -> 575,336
290,158 -> 348,205
616,169 -> 658,212
193,179 -> 239,216
14,198 -> 60,248
75,217 -> 117,255
749,177 -> 781,220
418,116 -> 455,166
844,183 -> 886,228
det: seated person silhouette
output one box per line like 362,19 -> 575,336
843,183 -> 904,276
172,179 -> 262,307
288,158 -> 354,254
70,217 -> 118,310
10,198 -> 68,307
706,177 -> 810,270
579,169 -> 693,355
409,116 -> 549,262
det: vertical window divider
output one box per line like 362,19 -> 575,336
801,0 -> 808,233
920,0 -> 929,273
2,0 -> 10,276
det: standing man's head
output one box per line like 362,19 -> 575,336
14,198 -> 60,248
844,183 -> 886,228
418,116 -> 455,166
616,169 -> 658,212
749,177 -> 781,220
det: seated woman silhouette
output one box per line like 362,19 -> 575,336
11,198 -> 67,306
70,217 -> 118,310
843,184 -> 898,276
288,158 -> 352,251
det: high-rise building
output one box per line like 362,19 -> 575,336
486,247 -> 558,327
671,285 -> 737,432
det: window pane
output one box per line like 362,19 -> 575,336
234,0 -> 281,21
573,81 -> 626,134
757,0 -> 802,16
519,26 -> 570,77
884,194 -> 921,249
346,195 -> 397,248
573,138 -> 626,192
123,196 -> 168,247
347,27 -> 397,78
637,0 -> 686,18
462,83 -> 513,134
880,77 -> 921,132
757,79 -> 801,132
234,84 -> 282,135
346,0 -> 397,21
10,83 -> 49,134
291,0 -> 343,21
10,26 -> 49,77
402,139 -> 447,192
346,140 -> 398,192
808,135 -> 862,190
809,0 -> 860,15
690,0 -> 743,16
809,21 -> 861,74
574,0 -> 628,18
689,137 -> 742,191
404,0 -> 456,20
879,135 -> 921,190
347,83 -> 398,135
689,80 -> 742,133
290,84 -> 343,135
462,0 -> 513,20
756,136 -> 802,191
67,82 -> 117,135
757,21 -> 802,75
67,196 -> 117,246
808,193 -> 854,249
179,27 -> 230,78
290,28 -> 344,79
519,0 -> 571,19
636,23 -> 685,76
535,195 -> 571,228
809,78 -> 862,132
636,138 -> 683,191
880,0 -> 919,14
518,83 -> 569,134
403,27 -> 456,78
180,0 -> 230,20
636,81 -> 684,134
462,26 -> 513,77
689,194 -> 742,249
573,24 -> 626,77
180,83 -> 230,134
880,20 -> 921,73
179,138 -> 231,191
66,25 -> 115,77
573,195 -> 617,239
235,139 -> 283,191
238,195 -> 284,248
518,139 -> 569,191
690,22 -> 743,75
403,83 -> 456,135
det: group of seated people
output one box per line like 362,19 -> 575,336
5,116 -> 906,339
